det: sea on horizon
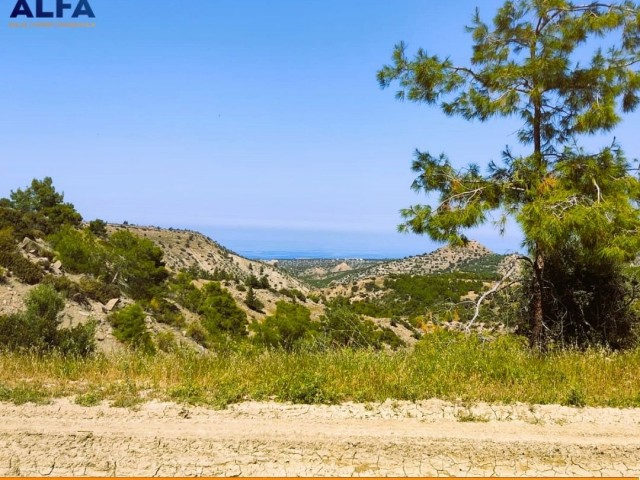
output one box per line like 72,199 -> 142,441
194,226 -> 523,260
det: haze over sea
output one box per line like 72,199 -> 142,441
201,226 -> 525,260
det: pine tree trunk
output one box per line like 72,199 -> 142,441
529,250 -> 544,350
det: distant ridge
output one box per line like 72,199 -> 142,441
372,240 -> 492,275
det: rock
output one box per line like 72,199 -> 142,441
103,298 -> 119,313
51,260 -> 63,275
36,257 -> 51,269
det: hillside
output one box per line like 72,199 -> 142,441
107,224 -> 308,293
283,240 -> 506,287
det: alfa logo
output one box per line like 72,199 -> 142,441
10,0 -> 95,18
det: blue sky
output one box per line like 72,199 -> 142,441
2,1 -> 638,258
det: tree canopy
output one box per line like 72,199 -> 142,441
0,177 -> 82,238
378,0 -> 640,349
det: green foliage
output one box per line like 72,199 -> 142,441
106,230 -> 168,300
48,226 -> 105,276
186,322 -> 209,347
333,273 -> 485,319
378,1 -> 640,349
42,275 -> 82,299
279,288 -> 307,302
169,274 -> 248,339
245,287 -> 264,312
77,277 -> 121,304
251,301 -> 317,351
245,274 -> 270,290
199,282 -> 248,337
319,306 -> 405,350
529,249 -> 639,349
57,320 -> 97,357
0,285 -> 95,356
2,177 -> 82,237
0,227 -> 43,285
109,303 -> 155,354
156,330 -> 179,353
87,219 -> 108,238
147,297 -> 185,327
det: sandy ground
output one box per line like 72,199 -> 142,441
1,399 -> 639,477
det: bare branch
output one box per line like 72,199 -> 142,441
464,259 -> 520,334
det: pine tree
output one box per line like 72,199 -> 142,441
378,1 -> 640,349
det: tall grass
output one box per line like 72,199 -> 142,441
0,332 -> 639,408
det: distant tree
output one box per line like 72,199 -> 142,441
88,219 -> 108,238
245,286 -> 264,312
378,1 -> 640,349
6,177 -> 82,236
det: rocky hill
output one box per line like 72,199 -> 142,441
108,225 -> 308,293
278,241 -> 504,285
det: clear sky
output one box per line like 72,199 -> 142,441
2,1 -> 638,258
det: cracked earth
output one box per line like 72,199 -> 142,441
0,399 -> 639,477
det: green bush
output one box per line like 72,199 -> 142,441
279,288 -> 306,302
106,230 -> 168,300
319,306 -> 404,350
109,303 -> 155,353
251,301 -> 317,351
57,320 -> 97,357
0,227 -> 43,285
199,282 -> 248,337
87,219 -> 108,237
148,297 -> 185,327
186,322 -> 209,347
48,226 -> 105,275
0,285 -> 94,356
42,275 -> 82,299
1,177 -> 82,238
156,330 -> 179,353
78,277 -> 121,304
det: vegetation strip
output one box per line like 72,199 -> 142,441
1,332 -> 639,408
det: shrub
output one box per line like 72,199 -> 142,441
0,285 -> 94,356
48,226 -> 105,275
109,303 -> 155,353
186,322 -> 209,347
42,275 -> 82,299
106,230 -> 168,300
199,282 -> 248,337
57,320 -> 96,357
3,177 -> 82,237
319,306 -> 405,350
87,219 -> 108,237
279,288 -> 306,302
245,287 -> 264,312
0,227 -> 43,285
78,277 -> 120,304
156,330 -> 178,353
250,301 -> 317,351
147,297 -> 185,327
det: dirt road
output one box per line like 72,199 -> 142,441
1,399 -> 639,477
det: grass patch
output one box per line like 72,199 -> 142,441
0,333 -> 638,408
0,383 -> 51,405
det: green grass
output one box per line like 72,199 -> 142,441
0,332 -> 639,408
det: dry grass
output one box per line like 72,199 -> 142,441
1,332 -> 639,408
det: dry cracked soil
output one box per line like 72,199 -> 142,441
1,399 -> 639,477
